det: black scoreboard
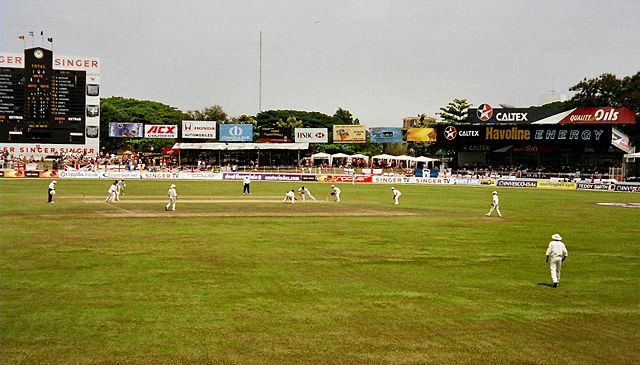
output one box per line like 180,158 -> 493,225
0,47 -> 87,144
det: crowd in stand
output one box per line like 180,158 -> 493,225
0,151 -> 625,180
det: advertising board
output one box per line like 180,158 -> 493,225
406,128 -> 437,142
295,128 -> 328,143
109,123 -> 144,137
182,121 -> 216,139
496,179 -> 538,188
219,124 -> 253,142
370,128 -> 402,143
536,181 -> 577,190
144,124 -> 178,138
333,125 -> 366,143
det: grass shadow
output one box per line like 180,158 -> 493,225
537,282 -> 555,287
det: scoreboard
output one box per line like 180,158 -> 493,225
0,47 -> 100,157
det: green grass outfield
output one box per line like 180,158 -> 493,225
1,179 -> 639,364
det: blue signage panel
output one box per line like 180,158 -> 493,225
219,124 -> 253,142
370,127 -> 402,143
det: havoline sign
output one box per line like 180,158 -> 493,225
435,125 -> 612,148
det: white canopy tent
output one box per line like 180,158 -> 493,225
414,156 -> 440,169
350,153 -> 370,162
330,153 -> 350,166
310,152 -> 331,165
372,154 -> 394,160
394,155 -> 415,162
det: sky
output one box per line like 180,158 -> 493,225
1,0 -> 639,127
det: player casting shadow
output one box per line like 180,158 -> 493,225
537,282 -> 555,287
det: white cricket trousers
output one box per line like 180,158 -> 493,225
166,197 -> 176,211
549,257 -> 563,284
301,193 -> 316,201
487,204 -> 501,217
105,192 -> 116,202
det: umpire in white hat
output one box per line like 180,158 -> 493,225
545,233 -> 568,288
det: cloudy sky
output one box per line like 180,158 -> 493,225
2,0 -> 639,127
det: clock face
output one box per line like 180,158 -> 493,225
34,49 -> 44,59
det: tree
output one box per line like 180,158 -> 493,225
185,104 -> 228,121
333,107 -> 360,125
255,110 -> 334,128
569,73 -> 623,107
569,72 -> 640,145
100,97 -> 186,153
437,98 -> 471,124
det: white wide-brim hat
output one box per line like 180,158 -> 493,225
170,184 -> 176,188
492,191 -> 497,194
552,233 -> 563,241
391,187 -> 395,190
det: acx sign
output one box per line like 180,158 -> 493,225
145,125 -> 178,138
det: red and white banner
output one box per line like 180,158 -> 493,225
145,124 -> 178,138
182,121 -> 216,139
611,127 -> 633,153
295,128 -> 328,143
533,107 -> 636,125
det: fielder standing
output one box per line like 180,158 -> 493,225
116,179 -> 126,201
283,189 -> 296,204
166,184 -> 177,211
243,176 -> 251,194
330,185 -> 341,202
391,187 -> 402,205
105,181 -> 118,202
47,180 -> 57,203
298,186 -> 316,201
546,233 -> 568,288
486,191 -> 502,217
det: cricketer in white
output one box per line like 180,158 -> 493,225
545,233 -> 568,288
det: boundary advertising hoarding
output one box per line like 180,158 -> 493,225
536,181 -> 577,190
223,172 -> 302,181
219,124 -> 252,142
333,125 -> 366,143
182,120 -> 216,139
0,48 -> 100,158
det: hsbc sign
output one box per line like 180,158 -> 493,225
145,124 -> 178,138
294,128 -> 328,143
